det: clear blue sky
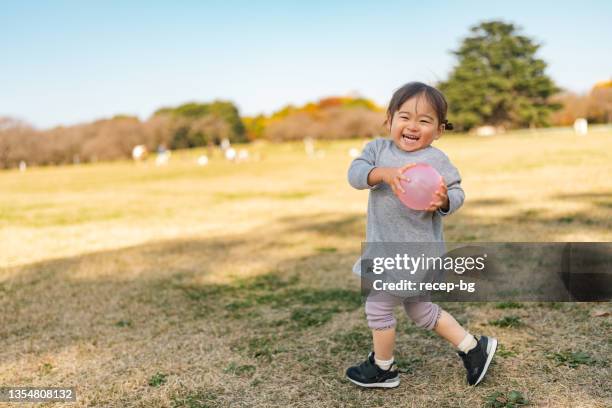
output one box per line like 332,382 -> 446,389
1,1 -> 611,129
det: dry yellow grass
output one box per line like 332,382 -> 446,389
0,127 -> 611,407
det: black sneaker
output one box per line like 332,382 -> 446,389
457,335 -> 498,386
346,352 -> 400,388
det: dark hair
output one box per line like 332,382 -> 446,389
385,82 -> 453,130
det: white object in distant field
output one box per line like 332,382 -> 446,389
348,147 -> 360,158
237,149 -> 249,161
155,151 -> 170,166
197,155 -> 209,166
225,147 -> 237,161
19,160 -> 27,172
132,145 -> 147,161
475,126 -> 496,137
574,118 -> 588,136
220,138 -> 231,150
303,137 -> 315,157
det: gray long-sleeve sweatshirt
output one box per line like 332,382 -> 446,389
348,138 -> 465,276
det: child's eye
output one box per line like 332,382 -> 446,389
420,120 -> 431,124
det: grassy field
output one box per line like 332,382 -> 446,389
1,128 -> 611,407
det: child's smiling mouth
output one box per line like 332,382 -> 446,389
402,133 -> 420,143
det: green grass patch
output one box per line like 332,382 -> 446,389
290,287 -> 361,308
171,389 -> 220,408
246,274 -> 300,291
545,350 -> 597,368
403,323 -> 437,338
495,302 -> 524,309
331,328 -> 371,353
38,362 -> 53,375
484,390 -> 529,407
497,344 -> 518,358
115,319 -> 132,328
224,299 -> 254,311
290,305 -> 340,329
489,316 -> 524,328
178,272 -> 361,331
179,283 -> 237,301
224,362 -> 256,378
178,273 -> 300,304
232,336 -> 288,362
395,357 -> 423,374
148,372 -> 168,387
538,302 -> 563,310
315,246 -> 337,253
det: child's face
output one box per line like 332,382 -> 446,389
388,95 -> 445,152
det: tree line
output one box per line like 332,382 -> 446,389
0,101 -> 246,168
0,97 -> 387,168
1,20 -> 611,169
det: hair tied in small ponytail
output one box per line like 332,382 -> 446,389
443,120 -> 454,131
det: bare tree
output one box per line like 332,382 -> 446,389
0,117 -> 37,168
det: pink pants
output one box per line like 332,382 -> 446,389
365,290 -> 442,330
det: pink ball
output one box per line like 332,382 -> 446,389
397,163 -> 442,210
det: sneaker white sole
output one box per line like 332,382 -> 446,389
474,337 -> 497,386
347,376 -> 400,388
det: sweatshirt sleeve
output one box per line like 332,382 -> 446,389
437,157 -> 465,217
347,139 -> 381,190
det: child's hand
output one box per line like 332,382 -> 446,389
382,163 -> 417,195
425,178 -> 449,212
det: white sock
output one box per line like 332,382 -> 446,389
457,333 -> 478,353
374,356 -> 394,370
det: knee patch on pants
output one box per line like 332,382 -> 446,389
365,297 -> 397,330
403,302 -> 441,330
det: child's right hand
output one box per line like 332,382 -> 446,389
381,163 -> 417,195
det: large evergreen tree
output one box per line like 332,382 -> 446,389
439,21 -> 560,130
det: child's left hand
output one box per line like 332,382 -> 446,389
425,179 -> 449,212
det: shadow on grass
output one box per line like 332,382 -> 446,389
552,192 -> 612,200
277,213 -> 364,237
0,213 -> 368,374
0,208 -> 610,406
2,204 -> 608,365
468,198 -> 516,206
458,199 -> 612,237
498,208 -> 611,229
